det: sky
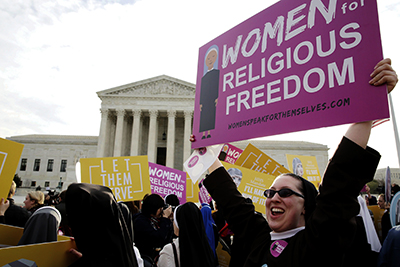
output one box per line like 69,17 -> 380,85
1,0 -> 399,171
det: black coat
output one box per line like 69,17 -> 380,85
133,213 -> 173,259
204,137 -> 380,267
66,183 -> 138,267
4,198 -> 31,227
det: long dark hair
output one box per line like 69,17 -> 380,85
175,202 -> 215,266
141,194 -> 164,217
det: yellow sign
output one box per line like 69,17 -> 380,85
0,224 -> 77,267
368,205 -> 385,242
0,138 -> 24,199
286,154 -> 321,188
216,242 -> 230,267
186,173 -> 199,203
235,143 -> 290,177
80,156 -> 151,202
222,162 -> 276,214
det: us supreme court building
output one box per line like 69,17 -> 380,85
8,75 -> 330,189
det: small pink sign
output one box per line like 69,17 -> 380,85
188,156 -> 199,168
198,178 -> 212,204
219,143 -> 243,164
149,163 -> 187,204
270,240 -> 288,257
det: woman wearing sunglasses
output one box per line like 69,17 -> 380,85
196,59 -> 398,267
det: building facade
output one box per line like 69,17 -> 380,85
96,75 -> 195,170
8,135 -> 98,189
7,75 -> 332,190
374,168 -> 400,185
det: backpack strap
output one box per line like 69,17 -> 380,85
171,242 -> 179,267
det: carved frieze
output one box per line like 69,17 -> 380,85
103,76 -> 195,97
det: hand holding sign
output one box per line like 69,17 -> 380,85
369,58 -> 398,92
184,135 -> 223,184
0,198 -> 10,216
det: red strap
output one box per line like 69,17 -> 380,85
219,222 -> 230,237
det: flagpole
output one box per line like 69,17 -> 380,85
389,94 -> 400,168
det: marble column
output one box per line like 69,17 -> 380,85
113,109 -> 125,157
183,110 -> 193,162
97,108 -> 110,157
166,110 -> 176,168
108,116 -> 116,157
130,109 -> 142,156
147,109 -> 158,163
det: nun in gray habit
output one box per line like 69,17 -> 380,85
18,206 -> 61,245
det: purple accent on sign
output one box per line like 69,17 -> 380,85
198,178 -> 212,204
198,147 -> 207,155
270,240 -> 288,257
149,163 -> 187,204
220,143 -> 243,164
188,155 -> 199,168
360,185 -> 367,193
192,0 -> 388,149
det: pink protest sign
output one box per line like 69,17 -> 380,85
192,0 -> 388,148
219,143 -> 243,164
149,163 -> 187,204
198,178 -> 212,204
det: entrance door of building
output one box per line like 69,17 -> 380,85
157,147 -> 166,166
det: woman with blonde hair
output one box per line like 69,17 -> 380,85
23,191 -> 45,214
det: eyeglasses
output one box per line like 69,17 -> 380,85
264,188 -> 305,199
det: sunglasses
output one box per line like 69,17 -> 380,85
264,188 -> 305,199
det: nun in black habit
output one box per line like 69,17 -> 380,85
66,183 -> 140,267
157,202 -> 215,267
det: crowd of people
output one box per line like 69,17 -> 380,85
0,58 -> 399,267
0,183 -> 221,267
